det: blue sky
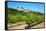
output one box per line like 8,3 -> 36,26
8,2 -> 44,13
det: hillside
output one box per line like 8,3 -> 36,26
7,8 -> 45,29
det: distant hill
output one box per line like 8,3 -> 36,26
8,8 -> 44,16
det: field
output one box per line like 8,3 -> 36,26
8,8 -> 45,29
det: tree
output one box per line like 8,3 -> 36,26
21,7 -> 24,9
17,7 -> 19,9
27,9 -> 29,10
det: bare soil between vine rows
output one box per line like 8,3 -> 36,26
8,22 -> 45,30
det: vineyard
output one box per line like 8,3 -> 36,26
8,8 -> 45,29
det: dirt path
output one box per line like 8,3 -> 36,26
31,22 -> 45,28
8,23 -> 27,29
8,22 -> 28,29
8,22 -> 45,29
